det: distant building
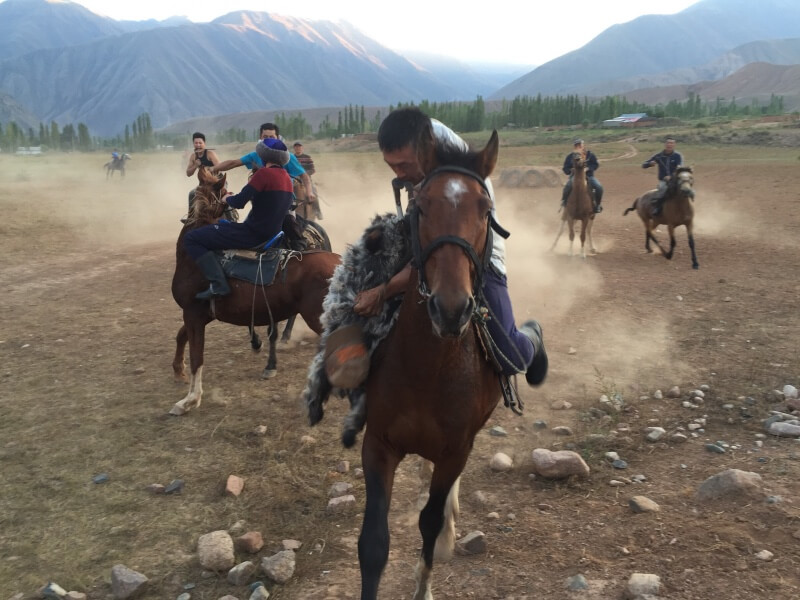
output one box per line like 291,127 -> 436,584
602,113 -> 656,128
15,146 -> 43,155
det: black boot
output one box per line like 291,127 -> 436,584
519,320 -> 548,386
194,252 -> 231,300
593,189 -> 603,213
652,199 -> 663,216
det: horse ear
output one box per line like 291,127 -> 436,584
476,130 -> 499,179
417,124 -> 438,175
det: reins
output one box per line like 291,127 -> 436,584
408,166 -> 528,380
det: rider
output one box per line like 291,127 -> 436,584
293,141 -> 322,219
323,107 -> 548,389
186,132 -> 220,212
183,138 -> 294,300
111,148 -> 120,162
561,138 -> 603,213
642,137 -> 684,216
212,123 -> 313,249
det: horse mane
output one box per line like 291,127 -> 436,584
187,168 -> 227,227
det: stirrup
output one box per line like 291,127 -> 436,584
195,284 -> 229,300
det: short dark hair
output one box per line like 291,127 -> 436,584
293,142 -> 303,147
260,123 -> 279,136
377,107 -> 432,152
192,132 -> 205,141
665,136 -> 676,143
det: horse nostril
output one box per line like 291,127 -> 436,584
463,296 -> 476,321
427,295 -> 442,322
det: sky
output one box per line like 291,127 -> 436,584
65,0 -> 701,65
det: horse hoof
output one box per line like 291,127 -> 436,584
173,374 -> 188,384
251,342 -> 263,353
261,368 -> 277,380
169,404 -> 187,416
693,264 -> 699,270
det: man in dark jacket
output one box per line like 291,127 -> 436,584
642,137 -> 684,215
561,138 -> 603,213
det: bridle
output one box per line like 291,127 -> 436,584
409,166 -> 508,300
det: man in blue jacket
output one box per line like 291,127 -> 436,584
561,139 -> 603,213
642,137 -> 684,215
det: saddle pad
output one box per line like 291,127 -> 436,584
219,249 -> 283,286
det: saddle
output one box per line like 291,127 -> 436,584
219,232 -> 300,286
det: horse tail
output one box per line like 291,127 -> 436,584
623,198 -> 638,216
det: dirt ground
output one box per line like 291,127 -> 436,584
1,131 -> 799,600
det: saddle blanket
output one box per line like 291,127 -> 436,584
218,248 -> 289,286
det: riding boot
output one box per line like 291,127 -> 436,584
652,198 -> 664,216
519,320 -> 548,386
324,324 -> 370,388
560,185 -> 570,208
593,189 -> 603,213
194,251 -> 231,300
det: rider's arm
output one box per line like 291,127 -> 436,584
562,154 -> 572,175
212,158 -> 244,174
642,154 -> 657,168
186,153 -> 201,177
353,263 -> 413,317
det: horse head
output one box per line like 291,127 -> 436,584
571,150 -> 586,171
412,128 -> 498,337
188,167 -> 228,225
670,165 -> 694,197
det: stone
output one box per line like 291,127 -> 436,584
530,449 -> 590,479
455,531 -> 487,555
329,481 -> 354,498
249,584 -> 270,600
197,530 -> 235,571
550,400 -> 572,410
145,483 -> 165,494
110,564 -> 148,599
755,549 -> 774,561
326,495 -> 357,514
488,425 -> 508,436
282,539 -> 302,551
235,531 -> 264,554
551,426 -> 573,436
624,573 -> 660,599
164,479 -> 184,494
92,473 -> 109,484
225,475 -> 245,497
66,593 -> 87,600
228,561 -> 256,586
629,496 -> 660,513
41,583 -> 68,598
644,427 -> 666,442
261,550 -> 296,584
695,469 -> 763,502
768,422 -> 800,437
490,452 -> 513,472
783,385 -> 798,399
566,574 -> 589,590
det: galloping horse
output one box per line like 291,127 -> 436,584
170,166 -> 340,415
623,166 -> 698,269
349,131 -> 505,599
105,154 -> 131,179
550,150 -> 596,257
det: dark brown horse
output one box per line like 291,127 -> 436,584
170,167 -> 340,415
624,165 -> 698,269
550,150 -> 596,257
355,131 -> 504,599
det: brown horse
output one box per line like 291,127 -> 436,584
292,177 -> 323,221
170,167 -> 340,415
623,165 -> 698,269
354,131 -> 504,599
550,151 -> 596,257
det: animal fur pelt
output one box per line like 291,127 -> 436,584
304,212 -> 411,437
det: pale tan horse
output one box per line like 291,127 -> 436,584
550,151 -> 596,257
623,166 -> 698,269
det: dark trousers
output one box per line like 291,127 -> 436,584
183,222 -> 275,261
482,269 -> 534,376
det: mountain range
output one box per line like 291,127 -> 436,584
0,0 -> 799,137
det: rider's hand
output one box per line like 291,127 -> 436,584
354,284 -> 387,317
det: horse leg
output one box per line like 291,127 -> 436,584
568,221 -> 576,257
249,326 -> 263,352
280,315 -> 297,343
172,325 -> 189,383
687,223 -> 699,269
342,388 -> 367,448
261,325 -> 279,379
359,435 -> 402,600
549,220 -> 566,252
414,458 -> 467,600
586,217 -> 597,255
664,225 -> 676,260
170,317 -> 207,415
579,219 -> 588,259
